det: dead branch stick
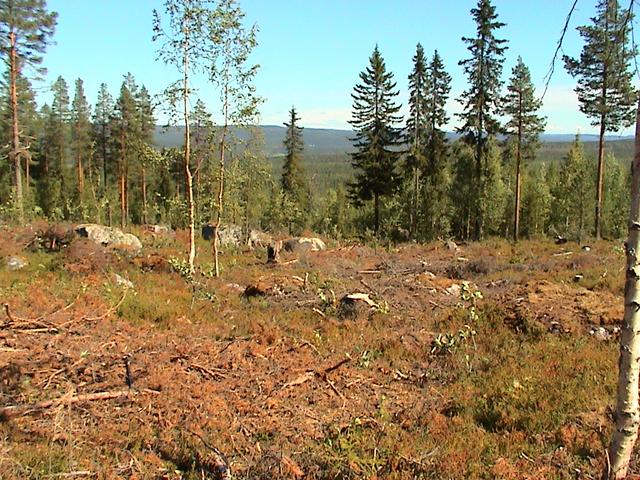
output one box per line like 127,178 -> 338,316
0,388 -> 160,420
323,357 -> 351,375
43,471 -> 94,478
2,303 -> 15,324
188,363 -> 226,380
358,270 -> 382,274
81,290 -> 128,322
552,251 -> 573,257
281,258 -> 299,265
312,307 -> 326,318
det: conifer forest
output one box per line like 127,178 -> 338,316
3,1 -> 640,479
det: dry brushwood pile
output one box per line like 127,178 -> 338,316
0,224 -> 630,479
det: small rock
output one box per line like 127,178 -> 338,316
555,235 -> 568,245
445,239 -> 459,251
573,274 -> 584,282
581,245 -> 591,252
590,327 -> 610,341
6,256 -> 27,271
114,273 -> 134,289
445,284 -> 461,296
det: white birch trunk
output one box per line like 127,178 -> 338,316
608,97 -> 640,479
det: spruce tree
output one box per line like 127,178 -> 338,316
281,106 -> 309,232
564,0 -> 636,239
136,85 -> 155,224
502,56 -> 546,241
0,0 -> 57,221
457,0 -> 507,240
551,135 -> 594,242
423,49 -> 452,239
349,45 -> 403,236
406,43 -> 428,237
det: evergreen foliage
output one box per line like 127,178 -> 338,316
457,0 -> 507,240
349,45 -> 403,236
502,56 -> 546,240
422,49 -> 452,240
564,0 -> 636,239
281,106 -> 309,233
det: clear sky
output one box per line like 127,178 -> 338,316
39,0 -> 635,134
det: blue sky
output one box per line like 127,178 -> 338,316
40,0 -> 633,134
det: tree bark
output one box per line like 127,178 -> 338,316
183,27 -> 196,274
9,31 -> 23,223
213,84 -> 228,278
514,91 -> 523,242
142,166 -> 147,225
607,97 -> 640,479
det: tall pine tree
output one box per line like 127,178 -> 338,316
564,0 -> 636,239
349,45 -> 403,236
70,78 -> 91,209
502,56 -> 546,241
457,0 -> 507,240
0,0 -> 56,221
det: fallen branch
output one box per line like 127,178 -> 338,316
43,471 -> 94,478
188,363 -> 226,380
81,290 -> 128,322
0,388 -> 160,420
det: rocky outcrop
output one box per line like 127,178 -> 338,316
282,237 -> 326,253
75,224 -> 142,251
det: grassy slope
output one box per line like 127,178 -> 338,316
0,226 -> 628,479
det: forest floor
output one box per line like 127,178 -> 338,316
0,223 -> 632,479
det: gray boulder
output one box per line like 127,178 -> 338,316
6,256 -> 27,271
201,224 -> 243,247
75,224 -> 142,251
282,237 -> 326,253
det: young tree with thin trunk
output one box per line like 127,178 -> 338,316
502,56 -> 545,241
153,0 -> 230,274
136,85 -> 155,225
564,0 -> 636,240
208,0 -> 259,278
349,45 -> 403,236
457,0 -> 507,240
0,0 -> 56,222
607,98 -> 640,480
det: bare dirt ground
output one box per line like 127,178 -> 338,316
0,225 -> 629,479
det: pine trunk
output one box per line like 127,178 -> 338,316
374,192 -> 380,237
9,31 -> 23,223
596,114 -> 606,240
607,98 -> 640,479
514,93 -> 523,242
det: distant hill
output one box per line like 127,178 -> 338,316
154,125 -> 352,154
154,125 -> 635,159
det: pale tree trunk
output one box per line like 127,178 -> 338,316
142,166 -> 148,225
607,98 -> 640,479
183,29 -> 196,274
9,31 -> 23,223
213,84 -> 228,278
